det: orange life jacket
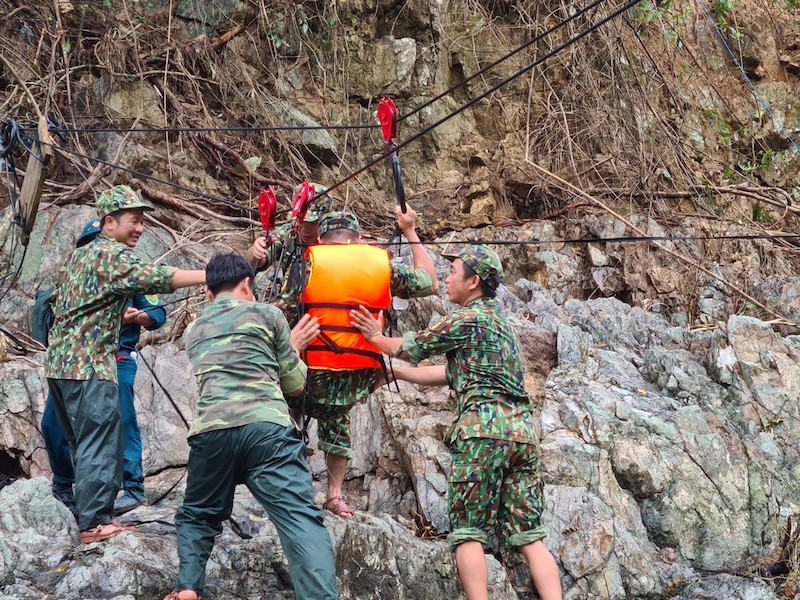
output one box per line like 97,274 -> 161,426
303,244 -> 392,370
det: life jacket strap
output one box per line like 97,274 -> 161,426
305,301 -> 384,313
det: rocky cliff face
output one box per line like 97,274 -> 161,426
1,0 -> 800,597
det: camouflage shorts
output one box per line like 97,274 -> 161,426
288,368 -> 374,459
447,437 -> 546,551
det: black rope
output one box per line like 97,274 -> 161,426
315,0 -> 642,201
47,123 -> 381,134
377,232 -> 800,247
136,350 -> 191,430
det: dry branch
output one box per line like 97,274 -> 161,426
210,24 -> 246,51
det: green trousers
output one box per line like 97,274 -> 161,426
175,422 -> 338,599
46,375 -> 123,531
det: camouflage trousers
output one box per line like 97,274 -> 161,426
447,436 -> 546,551
289,368 -> 374,459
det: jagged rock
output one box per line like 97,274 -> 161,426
345,36 -> 418,96
0,358 -> 49,479
542,298 -> 800,597
134,344 -> 196,474
0,477 -> 515,600
265,98 -> 339,166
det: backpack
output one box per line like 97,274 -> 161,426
31,287 -> 55,347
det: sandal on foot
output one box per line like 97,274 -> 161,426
79,522 -> 136,544
323,496 -> 355,519
163,590 -> 201,600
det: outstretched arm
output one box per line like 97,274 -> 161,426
396,205 -> 439,293
170,269 -> 206,290
393,365 -> 447,386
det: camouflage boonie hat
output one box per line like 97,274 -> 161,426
96,185 -> 153,218
76,218 -> 102,248
296,182 -> 334,223
318,211 -> 360,236
455,244 -> 503,290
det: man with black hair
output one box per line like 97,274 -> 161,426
46,185 -> 206,545
350,244 -> 562,600
164,252 -> 336,600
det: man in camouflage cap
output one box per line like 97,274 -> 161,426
245,182 -> 333,296
39,218 -> 168,518
164,253 -> 336,600
350,244 -> 563,600
45,184 -> 206,544
96,184 -> 154,217
280,205 -> 438,519
316,210 -> 359,236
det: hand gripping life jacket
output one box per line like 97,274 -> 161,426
303,244 -> 392,370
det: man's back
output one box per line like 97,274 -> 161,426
183,297 -> 306,437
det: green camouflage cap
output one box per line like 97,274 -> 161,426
296,182 -> 334,223
96,185 -> 153,218
456,244 -> 503,290
318,210 -> 360,236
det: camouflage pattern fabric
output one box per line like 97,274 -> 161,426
400,297 -> 537,446
258,223 -> 299,275
317,211 -> 359,236
96,185 -> 153,218
287,368 -> 374,458
449,244 -> 503,290
183,295 -> 307,437
447,436 -> 546,550
45,234 -> 177,383
300,184 -> 334,222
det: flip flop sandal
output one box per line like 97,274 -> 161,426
79,522 -> 136,544
323,496 -> 355,518
163,590 -> 202,600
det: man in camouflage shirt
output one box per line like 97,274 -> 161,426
280,207 -> 437,519
245,182 -> 333,305
164,253 -> 336,600
45,185 -> 206,544
350,245 -> 563,600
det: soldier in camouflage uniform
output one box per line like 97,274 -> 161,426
280,207 -> 437,518
350,245 -> 563,600
45,185 -> 206,545
245,182 -> 333,306
164,253 -> 336,600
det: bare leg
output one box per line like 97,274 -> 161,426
324,453 -> 354,517
454,541 -> 489,600
519,540 -> 562,600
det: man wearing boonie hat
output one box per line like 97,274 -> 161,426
245,181 -> 333,293
45,184 -> 206,545
280,204 -> 438,519
350,244 -> 563,600
39,218 -> 167,518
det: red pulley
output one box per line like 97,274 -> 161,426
376,98 -> 398,143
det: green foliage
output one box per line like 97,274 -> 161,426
752,201 -> 772,223
634,0 -> 661,31
702,106 -> 734,149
